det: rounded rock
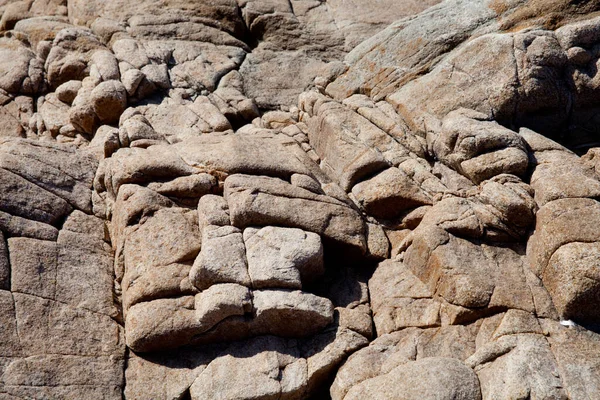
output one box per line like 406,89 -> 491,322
91,80 -> 127,124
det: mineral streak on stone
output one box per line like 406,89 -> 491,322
4,0 -> 600,399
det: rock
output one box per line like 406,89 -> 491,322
45,28 -> 104,88
170,133 -> 314,178
0,138 -> 97,213
0,210 -> 59,241
57,220 -> 116,317
0,167 -> 72,225
369,259 -> 439,334
189,225 -> 251,291
38,93 -> 70,135
224,174 -> 366,252
125,296 -> 198,352
252,289 -> 334,337
13,291 -> 123,356
433,109 -> 529,183
0,100 -> 27,138
111,39 -> 150,70
147,173 -> 217,198
122,207 -> 201,308
188,339 -> 290,400
118,112 -> 163,145
55,80 -> 82,104
240,48 -> 337,109
343,357 -> 481,400
530,149 -> 600,206
197,195 -> 230,228
0,232 -> 8,290
13,17 -> 72,51
405,227 -> 534,315
5,0 -> 600,398
543,319 -> 600,399
141,63 -> 169,89
2,355 -> 124,400
8,238 -> 57,299
527,198 -> 600,278
95,145 -> 197,198
304,98 -> 391,191
189,96 -> 231,131
543,241 -> 600,322
90,50 -> 120,81
244,226 -> 324,289
0,1 -> 33,31
91,80 -> 127,124
365,223 -> 390,261
352,167 -> 433,219
195,283 -> 252,330
121,68 -> 145,96
471,334 -> 567,400
0,37 -> 45,94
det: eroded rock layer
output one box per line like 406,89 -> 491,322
2,0 -> 600,399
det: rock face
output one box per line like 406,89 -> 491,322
3,0 -> 600,399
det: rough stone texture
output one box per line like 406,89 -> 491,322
4,0 -> 600,398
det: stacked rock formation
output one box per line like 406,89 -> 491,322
2,0 -> 600,399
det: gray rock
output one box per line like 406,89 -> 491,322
123,207 -> 201,308
369,259 -> 439,334
5,0 -> 600,398
0,138 -> 97,213
472,334 -> 567,400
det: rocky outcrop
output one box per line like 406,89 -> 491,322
3,0 -> 600,399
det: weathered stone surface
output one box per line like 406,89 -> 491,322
352,167 -> 432,219
55,79 -> 82,104
0,138 -> 97,212
9,237 -> 57,299
433,109 -> 529,183
543,241 -> 600,322
122,207 -> 201,309
39,92 -> 70,135
189,225 -> 250,291
343,357 -> 481,400
0,232 -> 8,290
0,37 -> 45,95
470,333 -> 567,400
224,174 -> 366,252
244,226 -> 324,289
91,80 -> 127,124
0,167 -> 72,225
369,259 -> 438,334
45,28 -> 104,89
528,198 -> 600,277
6,0 -> 600,398
252,289 -> 334,337
170,133 -> 314,178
